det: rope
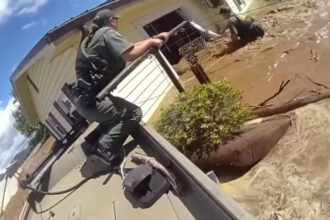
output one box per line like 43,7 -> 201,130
20,166 -> 119,195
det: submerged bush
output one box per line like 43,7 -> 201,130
156,81 -> 249,158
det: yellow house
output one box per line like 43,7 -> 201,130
10,0 -> 225,140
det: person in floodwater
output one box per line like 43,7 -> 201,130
218,7 -> 264,43
72,9 -> 169,164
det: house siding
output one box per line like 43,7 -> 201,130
27,46 -> 77,126
118,0 -> 221,41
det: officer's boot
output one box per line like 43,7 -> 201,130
94,143 -> 122,167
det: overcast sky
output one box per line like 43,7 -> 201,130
0,0 -> 105,171
0,98 -> 28,172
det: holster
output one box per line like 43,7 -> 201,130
72,79 -> 97,109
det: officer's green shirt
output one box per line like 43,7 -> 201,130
228,15 -> 252,39
75,27 -> 133,89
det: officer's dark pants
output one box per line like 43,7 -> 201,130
76,95 -> 142,154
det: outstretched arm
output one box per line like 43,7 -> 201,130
121,38 -> 162,61
121,32 -> 170,62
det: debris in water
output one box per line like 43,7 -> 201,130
310,48 -> 319,62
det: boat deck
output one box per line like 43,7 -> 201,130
24,123 -> 254,220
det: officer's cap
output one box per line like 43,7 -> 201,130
93,9 -> 120,26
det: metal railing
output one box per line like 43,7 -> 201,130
96,21 -> 189,102
109,54 -> 177,120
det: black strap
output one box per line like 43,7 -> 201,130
81,27 -> 111,64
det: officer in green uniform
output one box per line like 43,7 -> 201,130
218,7 -> 264,42
73,9 -> 169,164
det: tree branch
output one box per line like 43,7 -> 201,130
251,91 -> 330,119
258,80 -> 291,107
306,75 -> 330,90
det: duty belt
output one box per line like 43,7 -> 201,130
72,78 -> 98,109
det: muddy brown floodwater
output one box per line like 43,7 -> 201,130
221,99 -> 330,220
193,0 -> 330,219
200,0 -> 330,107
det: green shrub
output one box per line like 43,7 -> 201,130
156,80 -> 249,158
